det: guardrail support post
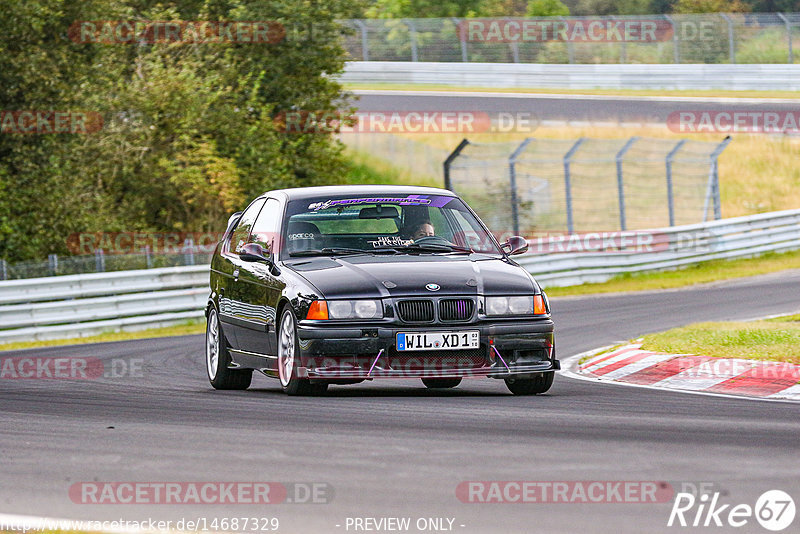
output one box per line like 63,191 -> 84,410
404,19 -> 419,62
354,20 -> 369,61
615,136 -> 639,231
48,254 -> 58,276
721,14 -> 736,64
0,259 -> 7,281
508,138 -> 534,236
778,13 -> 793,64
563,138 -> 585,234
184,238 -> 196,266
665,15 -> 680,64
665,139 -> 687,227
95,249 -> 105,272
443,138 -> 470,191
144,246 -> 153,269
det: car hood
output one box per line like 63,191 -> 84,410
285,254 -> 537,299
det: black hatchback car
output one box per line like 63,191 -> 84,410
205,185 -> 558,395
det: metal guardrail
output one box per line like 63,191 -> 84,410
0,209 -> 798,343
518,208 -> 800,287
0,266 -> 209,343
341,62 -> 800,90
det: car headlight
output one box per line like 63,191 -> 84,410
485,295 -> 546,316
327,299 -> 382,319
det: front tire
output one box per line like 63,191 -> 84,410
504,373 -> 554,395
277,308 -> 326,396
206,307 -> 252,390
421,377 -> 462,389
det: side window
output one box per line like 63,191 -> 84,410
249,198 -> 282,253
449,210 -> 485,250
228,198 -> 266,254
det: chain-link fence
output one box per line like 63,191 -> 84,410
445,136 -> 730,235
341,13 -> 800,64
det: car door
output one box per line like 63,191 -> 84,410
219,197 -> 267,350
233,197 -> 286,357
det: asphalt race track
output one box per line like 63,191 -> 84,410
1,271 -> 799,533
351,89 -> 800,124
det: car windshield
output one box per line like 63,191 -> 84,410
282,194 -> 502,258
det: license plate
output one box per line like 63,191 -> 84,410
396,331 -> 480,351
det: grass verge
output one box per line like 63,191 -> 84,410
639,314 -> 800,365
345,83 -> 800,100
0,319 -> 205,352
544,248 -> 800,297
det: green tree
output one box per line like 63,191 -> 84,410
526,0 -> 571,16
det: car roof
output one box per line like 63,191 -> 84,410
267,185 -> 457,201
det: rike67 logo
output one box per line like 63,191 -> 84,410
668,489 -> 795,531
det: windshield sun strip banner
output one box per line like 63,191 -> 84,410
307,195 -> 453,211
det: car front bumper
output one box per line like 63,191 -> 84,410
295,319 -> 558,380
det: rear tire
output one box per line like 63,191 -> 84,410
421,377 -> 462,389
206,307 -> 252,390
277,308 -> 321,396
504,373 -> 554,395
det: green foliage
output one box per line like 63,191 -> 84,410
671,0 -> 751,13
0,0 -> 364,262
526,0 -> 571,16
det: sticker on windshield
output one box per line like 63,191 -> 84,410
368,236 -> 413,248
307,195 -> 452,211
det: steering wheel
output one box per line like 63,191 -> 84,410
413,235 -> 455,247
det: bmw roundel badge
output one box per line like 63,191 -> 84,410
425,283 -> 440,291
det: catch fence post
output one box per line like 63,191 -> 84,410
443,138 -> 470,191
666,139 -> 687,227
563,138 -> 585,234
615,137 -> 639,231
508,138 -> 534,236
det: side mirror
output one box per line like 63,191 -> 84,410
501,235 -> 529,256
239,243 -> 281,276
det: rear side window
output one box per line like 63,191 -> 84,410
228,198 -> 266,254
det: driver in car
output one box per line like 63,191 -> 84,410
410,221 -> 435,241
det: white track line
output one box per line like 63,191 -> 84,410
769,384 -> 800,400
